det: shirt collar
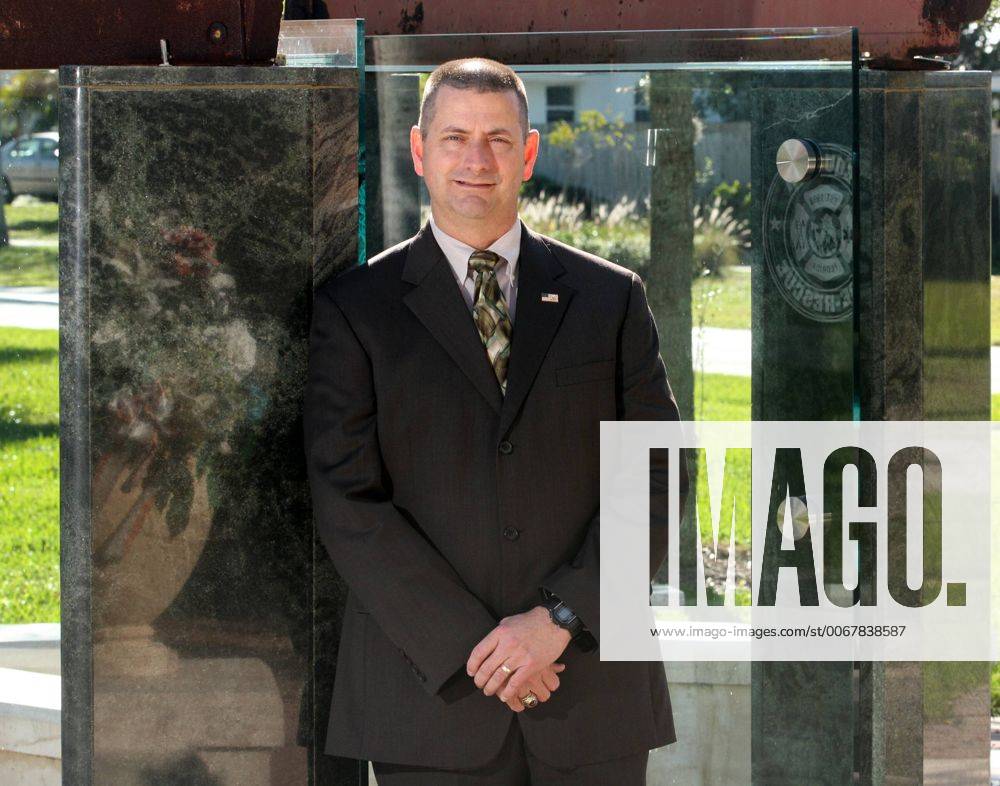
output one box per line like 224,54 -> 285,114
428,212 -> 522,285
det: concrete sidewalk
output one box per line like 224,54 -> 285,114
0,287 -> 57,330
0,624 -> 60,786
7,238 -> 58,249
692,326 -> 751,377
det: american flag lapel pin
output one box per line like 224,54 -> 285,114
541,293 -> 559,303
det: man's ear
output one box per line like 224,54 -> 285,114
522,128 -> 540,181
410,125 -> 425,177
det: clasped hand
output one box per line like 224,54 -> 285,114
465,605 -> 571,712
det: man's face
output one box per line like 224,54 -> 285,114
410,84 -> 539,229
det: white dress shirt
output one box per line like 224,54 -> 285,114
428,213 -> 522,323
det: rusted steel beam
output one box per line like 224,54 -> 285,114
0,0 -> 987,70
330,0 -> 991,68
0,1 -> 283,68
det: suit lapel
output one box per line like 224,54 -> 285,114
402,222 -> 503,414
498,224 -> 575,437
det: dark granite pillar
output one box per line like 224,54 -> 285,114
749,66 -> 991,785
856,69 -> 991,786
59,65 -> 361,786
749,69 -> 857,786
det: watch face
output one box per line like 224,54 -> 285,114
554,606 -> 575,625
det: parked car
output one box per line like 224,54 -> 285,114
1,131 -> 59,203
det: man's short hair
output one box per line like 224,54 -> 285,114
418,58 -> 529,140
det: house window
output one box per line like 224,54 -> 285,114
546,86 -> 575,123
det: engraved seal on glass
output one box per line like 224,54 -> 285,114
762,141 -> 853,323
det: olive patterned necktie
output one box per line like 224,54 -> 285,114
468,250 -> 512,394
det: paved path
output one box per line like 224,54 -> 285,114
0,287 -> 57,330
692,326 -> 751,378
7,238 -> 57,249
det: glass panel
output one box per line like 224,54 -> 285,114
363,27 -> 858,786
277,18 -> 363,67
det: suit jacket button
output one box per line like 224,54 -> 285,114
503,526 -> 520,541
498,440 -> 513,455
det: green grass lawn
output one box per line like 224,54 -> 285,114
693,373 -> 751,555
2,203 -> 62,622
1,201 -> 59,288
5,200 -> 58,240
0,326 -> 59,623
0,244 -> 58,288
692,269 -> 750,331
694,370 -> 750,421
992,276 -> 1000,346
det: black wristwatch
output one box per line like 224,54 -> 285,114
540,591 -> 584,640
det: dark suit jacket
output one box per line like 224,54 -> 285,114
303,219 -> 682,770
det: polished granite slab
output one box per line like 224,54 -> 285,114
59,64 -> 361,786
856,68 -> 991,786
748,67 -> 856,786
748,67 -> 991,785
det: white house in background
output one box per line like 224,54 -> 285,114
520,71 -> 647,126
519,71 -> 749,206
520,72 -> 651,204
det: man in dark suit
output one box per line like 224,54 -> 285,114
304,57 -> 683,785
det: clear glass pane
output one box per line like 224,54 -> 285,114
363,27 -> 858,785
277,18 -> 363,67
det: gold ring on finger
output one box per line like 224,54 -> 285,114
500,663 -> 513,675
520,691 -> 538,708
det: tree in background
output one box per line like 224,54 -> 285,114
955,0 -> 1000,72
0,70 -> 58,143
952,0 -> 1000,272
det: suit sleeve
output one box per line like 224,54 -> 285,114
539,271 -> 687,646
304,283 -> 499,696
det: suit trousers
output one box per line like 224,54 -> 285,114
371,716 -> 649,785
